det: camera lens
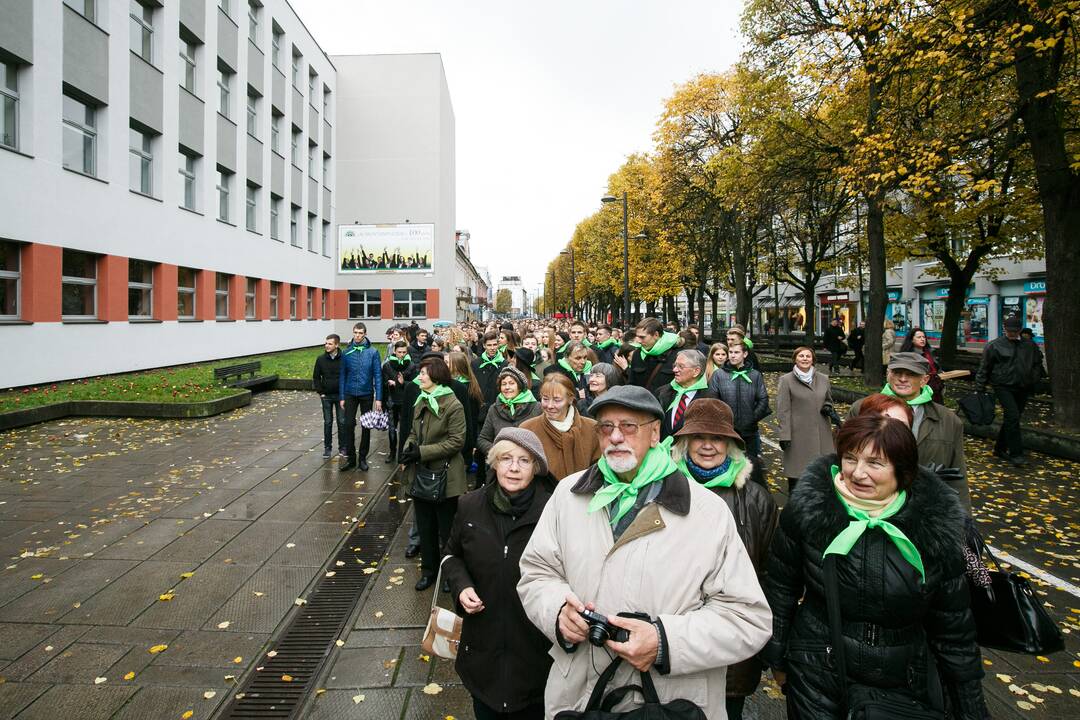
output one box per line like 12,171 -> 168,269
587,623 -> 610,647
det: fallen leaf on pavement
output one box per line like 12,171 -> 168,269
149,644 -> 169,654
422,683 -> 442,695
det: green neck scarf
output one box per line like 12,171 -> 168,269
498,343 -> 508,355
640,332 -> 680,357
676,455 -> 746,489
415,384 -> 454,415
454,375 -> 468,384
531,371 -> 541,382
596,337 -> 619,350
581,338 -> 593,348
730,368 -> 751,383
480,351 -> 505,369
558,357 -> 593,381
344,342 -> 367,356
390,354 -> 411,366
667,374 -> 708,411
881,383 -> 933,406
498,389 -> 536,417
588,437 -> 678,526
743,337 -> 754,349
823,465 -> 926,582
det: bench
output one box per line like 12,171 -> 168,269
213,361 -> 279,392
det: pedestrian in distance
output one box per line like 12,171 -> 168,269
881,318 -> 897,373
823,317 -> 848,374
338,322 -> 383,472
519,373 -> 600,481
763,414 -> 990,720
655,349 -> 717,440
477,366 -> 542,461
443,427 -> 556,720
976,315 -> 1045,467
900,327 -> 945,404
409,327 -> 432,357
847,320 -> 866,372
776,347 -> 837,495
627,317 -> 681,397
670,399 -> 779,720
312,333 -> 345,459
381,340 -> 417,462
707,339 -> 771,486
517,385 -> 773,719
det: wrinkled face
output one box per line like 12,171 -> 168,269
418,367 -> 435,391
727,343 -> 746,366
672,356 -> 702,386
635,329 -> 660,350
499,376 -> 520,398
353,327 -> 366,344
567,348 -> 589,372
597,408 -> 659,474
484,338 -> 499,356
324,338 -> 338,353
913,331 -> 927,348
711,346 -> 727,367
841,443 -> 899,501
569,325 -> 586,342
686,435 -> 729,470
495,445 -> 536,494
540,388 -> 571,421
795,350 -> 814,371
595,327 -> 611,343
587,372 -> 607,394
394,345 -> 408,360
523,336 -> 538,351
887,369 -> 928,400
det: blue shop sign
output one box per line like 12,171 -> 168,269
933,285 -> 973,298
1024,280 -> 1046,294
886,289 -> 901,301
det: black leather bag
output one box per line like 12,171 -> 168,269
957,391 -> 995,426
554,657 -> 706,720
408,412 -> 449,502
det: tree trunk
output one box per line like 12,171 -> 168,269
803,287 -> 817,345
646,300 -> 657,318
939,274 -> 973,367
684,286 -> 697,324
865,196 -> 887,388
697,285 -> 707,337
710,292 -> 720,339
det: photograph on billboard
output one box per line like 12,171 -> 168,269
338,223 -> 435,273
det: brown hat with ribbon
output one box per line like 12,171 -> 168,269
673,399 -> 745,450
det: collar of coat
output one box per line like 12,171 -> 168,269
483,478 -> 552,526
787,454 -> 966,578
570,463 -> 691,516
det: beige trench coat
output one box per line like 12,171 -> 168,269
517,466 -> 772,719
775,371 -> 836,479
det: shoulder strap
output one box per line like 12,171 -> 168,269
431,555 -> 452,615
583,656 -> 624,712
823,554 -> 851,704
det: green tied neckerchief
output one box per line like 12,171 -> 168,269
531,371 -> 541,382
411,376 -> 421,386
480,351 -> 505,369
730,367 -> 751,383
676,455 -> 747,489
454,375 -> 469,384
390,354 -> 412,366
823,465 -> 926,583
558,357 -> 593,381
666,374 -> 708,411
556,344 -> 569,357
498,389 -> 536,417
588,437 -> 679,527
744,337 -> 754,349
639,331 -> 680,357
595,338 -> 619,351
881,383 -> 933,406
582,338 -> 593,348
343,341 -> 368,356
498,343 -> 508,355
415,384 -> 454,415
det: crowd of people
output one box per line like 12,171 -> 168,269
306,314 -> 1048,720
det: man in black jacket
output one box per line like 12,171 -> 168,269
471,331 -> 506,419
823,317 -> 847,374
847,320 -> 866,371
381,340 -> 417,462
312,334 -> 344,459
408,328 -> 432,357
976,316 -> 1044,466
628,317 -> 680,398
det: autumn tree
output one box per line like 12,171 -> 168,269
494,288 -> 512,316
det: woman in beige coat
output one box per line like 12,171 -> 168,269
881,318 -> 897,371
776,347 -> 835,494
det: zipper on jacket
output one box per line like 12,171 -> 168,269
503,544 -> 508,559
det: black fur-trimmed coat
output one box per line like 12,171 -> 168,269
762,455 -> 988,719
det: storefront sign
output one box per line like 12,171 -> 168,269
887,289 -> 901,301
1024,280 -> 1046,294
820,293 -> 849,304
933,285 -> 974,298
967,296 -> 989,305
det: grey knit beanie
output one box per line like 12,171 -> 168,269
494,427 -> 549,476
497,365 -> 530,394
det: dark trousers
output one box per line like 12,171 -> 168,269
828,349 -> 845,372
343,395 -> 373,462
850,346 -> 864,370
738,431 -> 767,488
726,696 -> 746,720
320,396 -> 346,452
994,386 -> 1029,458
414,495 -> 458,577
472,696 -> 544,720
387,402 -> 406,458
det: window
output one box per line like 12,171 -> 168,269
245,277 -> 256,318
393,289 -> 427,319
307,212 -> 315,251
290,128 -> 300,165
290,205 -> 299,246
179,150 -> 197,210
177,267 -> 196,318
215,273 -> 231,319
246,91 -> 258,136
322,154 -> 329,185
62,94 -> 96,176
306,287 -> 314,318
289,285 -> 298,319
129,126 -> 153,195
321,220 -> 330,256
217,169 -> 231,222
320,288 -> 328,320
218,0 -> 230,17
247,0 -> 260,43
269,280 -> 279,317
68,0 -> 96,23
308,142 -> 317,176
271,24 -> 283,68
270,113 -> 281,152
217,65 -> 232,119
245,184 -> 257,231
270,195 -> 281,240
308,70 -> 317,98
0,241 -> 20,319
1,62 -> 19,151
291,49 -> 301,87
348,290 -> 380,319
130,1 -> 154,63
61,250 -> 97,319
179,40 -> 197,93
128,259 -> 153,318
322,87 -> 330,116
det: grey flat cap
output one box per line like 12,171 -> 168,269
588,385 -> 664,421
888,351 -> 930,375
494,427 -> 549,476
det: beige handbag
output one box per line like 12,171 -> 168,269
421,557 -> 463,660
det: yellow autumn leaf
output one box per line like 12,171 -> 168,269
180,572 -> 194,578
422,683 -> 443,695
203,690 -> 216,699
159,592 -> 175,601
1017,701 -> 1035,710
281,674 -> 293,682
123,671 -> 136,681
182,712 -> 194,720
233,657 -> 243,664
1036,655 -> 1050,663
149,644 -> 169,654
352,694 -> 365,704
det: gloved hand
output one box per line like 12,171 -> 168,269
820,403 -> 842,427
779,440 -> 791,452
922,463 -> 964,485
399,443 -> 421,465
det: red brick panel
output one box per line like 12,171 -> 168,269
330,289 -> 348,319
426,288 -> 439,320
257,278 -> 270,320
294,284 -> 307,319
313,287 -> 323,320
21,243 -> 62,323
229,274 -> 245,320
155,263 -> 178,321
196,270 -> 216,321
380,289 -> 393,321
280,282 -> 291,320
97,255 -> 128,322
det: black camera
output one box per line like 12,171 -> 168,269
579,608 -> 630,647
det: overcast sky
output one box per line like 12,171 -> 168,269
291,0 -> 745,294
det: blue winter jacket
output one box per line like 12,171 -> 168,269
339,339 -> 383,400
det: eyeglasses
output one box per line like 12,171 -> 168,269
595,420 -> 658,437
498,456 -> 534,468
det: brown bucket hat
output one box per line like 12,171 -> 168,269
673,399 -> 745,450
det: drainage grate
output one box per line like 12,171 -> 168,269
217,476 -> 406,719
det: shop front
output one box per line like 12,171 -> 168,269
885,289 -> 909,334
1000,279 -> 1045,343
918,285 -> 989,346
819,292 -> 856,334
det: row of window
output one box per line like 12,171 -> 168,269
347,290 -> 428,320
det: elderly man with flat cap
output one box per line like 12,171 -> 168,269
849,350 -> 971,510
517,385 -> 772,719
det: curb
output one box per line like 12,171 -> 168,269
0,391 -> 252,432
828,386 -> 1080,462
273,378 -> 312,391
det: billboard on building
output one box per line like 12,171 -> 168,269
338,223 -> 435,273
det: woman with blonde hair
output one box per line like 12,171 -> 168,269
519,373 -> 600,480
448,351 -> 484,473
705,342 -> 729,380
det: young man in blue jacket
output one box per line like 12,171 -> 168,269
339,322 -> 383,471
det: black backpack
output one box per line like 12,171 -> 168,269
554,657 -> 707,720
958,391 -> 995,426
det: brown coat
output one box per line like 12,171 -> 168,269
520,410 -> 600,482
775,371 -> 836,479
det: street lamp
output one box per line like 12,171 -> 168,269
560,247 -> 575,319
549,269 -> 557,319
601,192 -> 647,325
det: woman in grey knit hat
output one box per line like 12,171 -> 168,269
476,365 -> 542,460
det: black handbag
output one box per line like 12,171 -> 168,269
967,533 -> 1065,655
823,555 -> 944,720
408,412 -> 450,502
554,657 -> 706,720
957,391 -> 995,426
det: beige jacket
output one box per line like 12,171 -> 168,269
517,465 -> 772,719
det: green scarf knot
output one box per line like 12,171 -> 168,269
415,384 -> 454,415
676,455 -> 746,489
498,389 -> 536,417
730,368 -> 751,383
454,375 -> 468,384
881,383 -> 933,406
588,437 -> 678,526
480,351 -> 505,369
823,465 -> 926,583
596,338 -> 619,350
640,332 -> 680,357
390,354 -> 412,366
558,357 -> 593,381
667,374 -> 708,411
